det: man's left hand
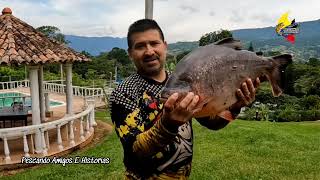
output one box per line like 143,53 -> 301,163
230,77 -> 261,110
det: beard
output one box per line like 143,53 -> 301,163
137,62 -> 164,77
136,55 -> 165,77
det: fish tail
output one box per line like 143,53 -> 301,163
266,54 -> 293,97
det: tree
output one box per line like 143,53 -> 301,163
248,42 -> 254,52
80,51 -> 93,58
107,47 -> 131,65
199,29 -> 232,46
307,57 -> 320,66
265,51 -> 281,56
36,25 -> 69,44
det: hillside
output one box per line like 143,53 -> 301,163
65,35 -> 127,56
66,19 -> 320,59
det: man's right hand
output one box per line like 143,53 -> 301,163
162,92 -> 200,127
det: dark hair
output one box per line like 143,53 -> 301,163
127,19 -> 165,50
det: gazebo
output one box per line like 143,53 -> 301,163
0,7 -> 90,155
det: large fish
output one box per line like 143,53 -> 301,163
161,38 -> 292,121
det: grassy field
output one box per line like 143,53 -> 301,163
1,111 -> 320,180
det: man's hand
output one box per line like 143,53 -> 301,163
162,92 -> 200,127
230,77 -> 261,110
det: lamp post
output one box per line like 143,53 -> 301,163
145,0 -> 153,19
109,72 -> 112,87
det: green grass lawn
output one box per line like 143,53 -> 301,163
1,111 -> 319,180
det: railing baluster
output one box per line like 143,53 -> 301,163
23,132 -> 30,158
46,130 -> 50,150
91,106 -> 97,127
57,125 -> 64,151
86,114 -> 90,136
80,117 -> 85,141
3,136 -> 11,163
69,120 -> 75,146
41,128 -> 47,156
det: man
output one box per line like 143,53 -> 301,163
109,19 -> 260,179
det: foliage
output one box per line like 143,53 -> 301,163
288,63 -> 320,96
300,95 -> 320,110
0,66 -> 25,81
72,47 -> 135,84
36,26 -> 69,44
244,63 -> 320,122
80,51 -> 93,58
107,47 -> 131,65
248,42 -> 254,52
199,29 -> 232,46
307,57 -> 320,66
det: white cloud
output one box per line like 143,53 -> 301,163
0,0 -> 318,43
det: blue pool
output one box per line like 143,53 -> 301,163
0,92 -> 64,107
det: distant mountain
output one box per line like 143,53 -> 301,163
234,19 -> 320,40
168,19 -> 320,59
66,19 -> 320,58
65,35 -> 127,56
233,19 -> 320,48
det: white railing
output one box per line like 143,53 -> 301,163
0,80 -> 29,90
0,80 -> 114,100
43,82 -> 105,98
0,100 -> 96,164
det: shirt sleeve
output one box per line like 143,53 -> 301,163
110,91 -> 178,158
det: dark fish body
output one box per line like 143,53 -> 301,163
161,39 -> 292,119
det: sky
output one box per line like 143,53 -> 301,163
0,0 -> 319,43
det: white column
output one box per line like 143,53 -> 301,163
60,64 -> 63,84
28,65 -> 42,153
44,92 -> 50,113
38,65 -> 45,122
65,63 -> 73,116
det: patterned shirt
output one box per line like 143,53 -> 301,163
109,72 -> 231,179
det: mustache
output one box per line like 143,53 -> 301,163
143,55 -> 159,62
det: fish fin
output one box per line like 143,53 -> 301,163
267,54 -> 293,97
214,37 -> 242,50
217,110 -> 235,122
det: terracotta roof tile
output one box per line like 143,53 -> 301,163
0,7 -> 91,65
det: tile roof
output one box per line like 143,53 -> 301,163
0,7 -> 90,65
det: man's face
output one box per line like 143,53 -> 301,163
128,29 -> 167,76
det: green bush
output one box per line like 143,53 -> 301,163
240,107 -> 259,121
277,106 -> 301,122
300,95 -> 320,110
